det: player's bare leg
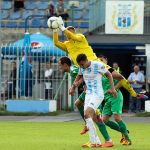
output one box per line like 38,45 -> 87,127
74,99 -> 89,135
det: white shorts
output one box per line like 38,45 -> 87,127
84,94 -> 104,111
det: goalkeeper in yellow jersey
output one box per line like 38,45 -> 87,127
52,16 -> 137,98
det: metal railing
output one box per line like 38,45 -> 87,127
0,44 -> 69,110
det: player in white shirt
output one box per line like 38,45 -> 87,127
73,54 -> 117,148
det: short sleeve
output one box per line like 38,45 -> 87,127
78,68 -> 83,75
141,73 -> 145,81
98,62 -> 108,74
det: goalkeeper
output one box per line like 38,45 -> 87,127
52,16 -> 137,98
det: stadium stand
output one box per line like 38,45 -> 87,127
66,21 -> 79,28
10,11 -> 21,20
34,10 -> 46,16
0,10 -> 9,19
82,10 -> 89,20
18,21 -> 26,28
22,10 -> 33,19
31,18 -> 42,28
37,1 -> 49,10
2,1 -> 12,10
6,21 -> 17,28
0,0 -> 89,29
73,10 -> 81,20
24,1 -> 36,10
80,21 -> 89,28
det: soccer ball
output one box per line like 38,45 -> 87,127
47,16 -> 59,29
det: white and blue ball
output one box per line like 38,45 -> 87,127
47,16 -> 59,29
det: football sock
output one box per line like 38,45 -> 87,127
106,120 -> 121,132
86,118 -> 101,144
118,120 -> 130,141
96,119 -> 110,141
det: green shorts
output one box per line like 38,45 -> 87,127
78,91 -> 86,102
102,90 -> 123,116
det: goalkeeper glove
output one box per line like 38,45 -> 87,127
57,16 -> 66,31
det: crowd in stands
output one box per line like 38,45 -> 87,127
0,0 -> 89,28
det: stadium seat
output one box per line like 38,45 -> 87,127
66,21 -> 79,28
42,19 -> 48,28
10,11 -> 21,19
22,10 -> 32,19
31,19 -> 42,28
73,11 -> 81,20
74,2 -> 85,10
6,21 -> 17,28
0,21 -> 6,28
82,10 -> 89,20
1,1 -> 12,9
0,10 -> 9,19
34,10 -> 46,16
80,21 -> 89,28
24,1 -> 36,10
18,21 -> 26,28
37,2 -> 48,10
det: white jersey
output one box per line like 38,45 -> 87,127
78,61 -> 108,98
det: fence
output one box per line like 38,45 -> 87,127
89,0 -> 150,35
0,43 -> 71,111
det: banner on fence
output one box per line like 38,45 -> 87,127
105,1 -> 144,34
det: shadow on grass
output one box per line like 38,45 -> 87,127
0,108 -> 71,116
136,112 -> 150,117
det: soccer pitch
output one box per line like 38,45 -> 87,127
0,122 -> 149,150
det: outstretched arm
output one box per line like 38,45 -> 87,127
53,32 -> 67,52
57,16 -> 83,42
64,30 -> 83,42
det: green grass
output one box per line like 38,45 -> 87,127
0,122 -> 149,150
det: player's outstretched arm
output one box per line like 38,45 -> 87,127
105,71 -> 117,98
57,16 -> 83,42
53,32 -> 67,51
64,30 -> 83,42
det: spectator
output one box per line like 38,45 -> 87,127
56,0 -> 69,20
113,62 -> 122,73
47,1 -> 57,18
147,77 -> 150,98
7,62 -> 17,99
14,0 -> 24,11
148,77 -> 150,90
128,65 -> 145,113
44,63 -> 53,99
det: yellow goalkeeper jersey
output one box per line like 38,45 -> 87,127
53,30 -> 110,69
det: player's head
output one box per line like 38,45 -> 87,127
76,54 -> 89,69
98,55 -> 108,64
11,61 -> 16,70
113,62 -> 119,69
58,57 -> 71,72
45,63 -> 51,69
134,65 -> 140,73
66,26 -> 76,33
